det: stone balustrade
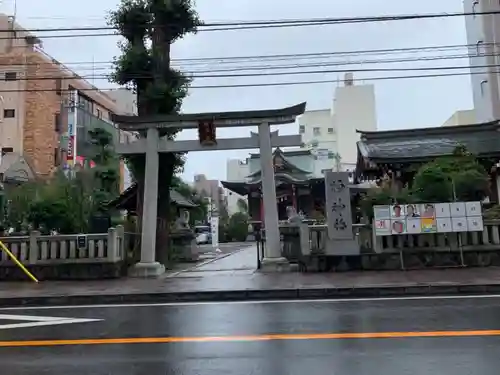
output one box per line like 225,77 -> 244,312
0,226 -> 125,280
277,220 -> 500,271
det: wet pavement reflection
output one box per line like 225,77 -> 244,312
1,296 -> 500,374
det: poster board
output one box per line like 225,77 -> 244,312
373,202 -> 483,236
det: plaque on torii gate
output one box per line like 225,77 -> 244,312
113,103 -> 306,277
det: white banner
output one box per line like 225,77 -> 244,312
210,216 -> 219,248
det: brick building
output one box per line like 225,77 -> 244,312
0,14 -> 133,187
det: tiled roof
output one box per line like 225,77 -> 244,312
357,121 -> 500,161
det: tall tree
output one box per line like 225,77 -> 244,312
109,0 -> 201,264
88,127 -> 120,211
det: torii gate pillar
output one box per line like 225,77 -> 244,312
130,127 -> 164,277
258,122 -> 289,271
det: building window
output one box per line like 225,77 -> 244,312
313,127 -> 320,135
3,109 -> 15,118
477,40 -> 484,56
4,72 -> 16,81
327,127 -> 334,134
55,78 -> 62,96
1,147 -> 13,156
299,125 -> 305,133
54,148 -> 60,166
54,112 -> 61,132
96,108 -> 102,119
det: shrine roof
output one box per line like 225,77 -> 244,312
356,120 -> 500,162
107,184 -> 197,211
112,102 -> 306,130
246,148 -> 312,178
221,177 -> 323,196
221,178 -> 374,196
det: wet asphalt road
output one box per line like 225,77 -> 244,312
2,296 -> 500,374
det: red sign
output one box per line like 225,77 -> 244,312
75,156 -> 96,168
66,135 -> 75,161
198,120 -> 216,145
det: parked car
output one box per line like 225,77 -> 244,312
194,225 -> 211,245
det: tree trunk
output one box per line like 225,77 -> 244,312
155,164 -> 174,266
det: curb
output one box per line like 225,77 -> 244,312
2,283 -> 500,308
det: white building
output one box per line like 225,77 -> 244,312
441,109 -> 477,127
464,0 -> 500,122
299,72 -> 377,174
225,159 -> 250,215
225,72 -> 378,214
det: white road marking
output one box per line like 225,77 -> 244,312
0,313 -> 102,329
1,293 -> 500,311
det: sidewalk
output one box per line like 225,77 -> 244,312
2,264 -> 500,307
172,245 -> 258,277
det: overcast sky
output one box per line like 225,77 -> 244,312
3,0 -> 471,182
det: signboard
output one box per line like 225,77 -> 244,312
210,216 -> 219,248
325,171 -> 353,239
66,90 -> 78,165
76,234 -> 87,249
198,120 -> 216,146
373,202 -> 483,236
67,135 -> 75,161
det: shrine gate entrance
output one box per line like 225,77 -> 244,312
114,103 -> 306,277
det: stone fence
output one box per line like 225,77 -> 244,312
0,226 -> 125,280
276,220 -> 500,271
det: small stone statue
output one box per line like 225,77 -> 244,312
286,206 -> 302,225
174,210 -> 191,230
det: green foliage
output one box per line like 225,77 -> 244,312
226,212 -> 249,242
11,172 -> 95,234
87,127 -> 120,211
483,205 -> 500,220
3,127 -> 120,234
236,198 -> 248,213
412,146 -> 489,202
108,0 -> 202,260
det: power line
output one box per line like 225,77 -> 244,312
0,69 -> 492,92
13,63 -> 499,81
27,52 -> 489,75
0,43 -> 488,68
1,10 -> 499,38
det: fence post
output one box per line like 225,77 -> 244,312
299,224 -> 310,256
106,227 -> 119,262
28,231 -> 40,264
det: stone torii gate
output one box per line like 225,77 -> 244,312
113,102 -> 306,277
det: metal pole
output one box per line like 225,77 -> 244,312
451,177 -> 465,266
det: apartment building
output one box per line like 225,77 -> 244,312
0,14 -> 133,188
464,0 -> 500,122
193,174 -> 227,215
298,73 -> 377,173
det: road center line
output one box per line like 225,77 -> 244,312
2,330 -> 500,347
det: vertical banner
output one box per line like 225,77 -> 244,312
210,216 -> 219,249
324,171 -> 353,240
66,90 -> 78,165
